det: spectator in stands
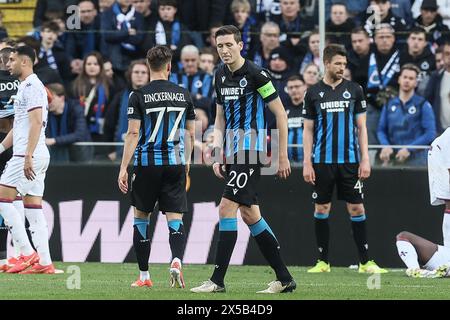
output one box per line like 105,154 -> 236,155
0,11 -> 8,41
414,0 -> 450,47
348,27 -> 371,90
250,21 -> 280,68
33,0 -> 77,28
285,74 -> 306,163
302,62 -> 320,87
0,38 -> 16,51
425,41 -> 450,133
364,0 -> 407,38
231,0 -> 258,58
101,0 -> 145,76
199,47 -> 217,75
205,23 -> 222,51
412,0 -> 450,28
17,36 -> 63,85
366,24 -> 400,145
46,83 -> 93,163
178,0 -> 226,47
100,0 -> 115,12
272,0 -> 314,43
133,0 -> 158,54
104,59 -> 150,161
71,51 -> 111,144
152,0 -> 192,67
436,46 -> 445,70
400,27 -> 436,95
326,3 -> 356,49
325,0 -> 369,25
378,64 -> 436,166
268,46 -> 295,106
390,0 -> 413,26
170,45 -> 213,131
38,21 -> 71,82
255,0 -> 282,23
65,0 -> 101,77
104,58 -> 126,91
299,30 -> 321,74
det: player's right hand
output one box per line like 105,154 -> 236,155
379,147 -> 393,162
118,168 -> 129,194
212,162 -> 225,179
303,162 -> 315,185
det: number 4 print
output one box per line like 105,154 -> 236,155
354,180 -> 363,194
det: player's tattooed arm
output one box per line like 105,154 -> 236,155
268,97 -> 291,179
356,114 -> 371,180
302,119 -> 315,185
212,104 -> 225,179
118,119 -> 141,194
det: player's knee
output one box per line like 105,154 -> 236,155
347,203 -> 364,216
315,203 -> 331,214
396,231 -> 411,241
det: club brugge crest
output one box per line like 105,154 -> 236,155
240,77 -> 248,88
408,106 -> 417,114
421,61 -> 429,70
343,89 -> 351,99
195,80 -> 203,88
391,105 -> 397,112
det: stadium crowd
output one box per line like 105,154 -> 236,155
0,0 -> 449,166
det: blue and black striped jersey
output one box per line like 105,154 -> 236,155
302,79 -> 367,164
215,59 -> 279,158
286,101 -> 304,163
128,80 -> 196,166
169,70 -> 213,98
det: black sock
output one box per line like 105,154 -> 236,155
211,218 -> 238,287
249,218 -> 292,283
168,219 -> 185,261
0,216 -> 7,260
133,218 -> 150,272
314,213 -> 330,263
351,215 -> 369,264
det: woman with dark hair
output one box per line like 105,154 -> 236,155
104,59 -> 150,161
71,51 -> 111,144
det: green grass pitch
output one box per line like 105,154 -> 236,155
0,263 -> 449,300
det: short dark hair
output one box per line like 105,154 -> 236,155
400,63 -> 421,77
41,21 -> 60,33
158,0 -> 177,8
287,74 -> 304,83
47,83 -> 65,96
409,26 -> 426,38
215,25 -> 242,44
351,26 -> 370,38
13,45 -> 36,64
146,45 -> 173,72
323,44 -> 347,63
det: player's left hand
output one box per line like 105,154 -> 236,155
24,155 -> 36,181
277,156 -> 291,179
118,168 -> 129,194
358,158 -> 371,181
395,148 -> 410,163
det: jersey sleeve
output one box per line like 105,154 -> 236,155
302,89 -> 316,120
186,92 -> 196,120
127,91 -> 144,120
214,71 -> 224,106
25,84 -> 48,112
354,84 -> 367,114
254,69 -> 279,103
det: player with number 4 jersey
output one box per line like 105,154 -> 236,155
302,44 -> 387,274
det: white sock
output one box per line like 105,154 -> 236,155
396,240 -> 420,269
443,211 -> 450,248
12,199 -> 25,258
140,271 -> 150,281
25,206 -> 52,266
171,257 -> 181,266
0,202 -> 34,256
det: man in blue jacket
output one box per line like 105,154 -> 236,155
45,83 -> 92,163
378,63 -> 437,166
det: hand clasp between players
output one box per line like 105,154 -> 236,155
24,155 -> 36,181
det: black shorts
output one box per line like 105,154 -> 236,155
222,163 -> 260,207
312,163 -> 364,204
130,165 -> 187,213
